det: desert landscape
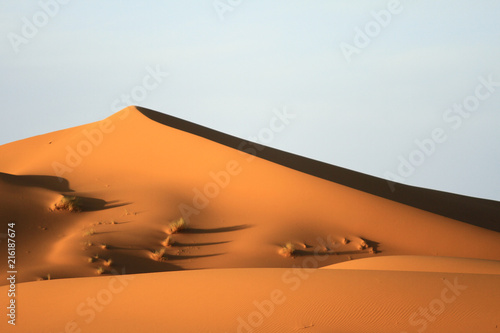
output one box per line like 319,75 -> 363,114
1,106 -> 499,332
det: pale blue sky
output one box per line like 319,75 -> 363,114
1,0 -> 500,200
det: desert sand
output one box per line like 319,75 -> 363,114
1,106 -> 499,332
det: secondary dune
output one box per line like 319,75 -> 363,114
2,268 -> 499,333
0,106 -> 499,332
321,255 -> 500,274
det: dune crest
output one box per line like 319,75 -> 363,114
322,255 -> 500,274
1,106 -> 499,332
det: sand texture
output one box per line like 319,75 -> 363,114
1,106 -> 499,332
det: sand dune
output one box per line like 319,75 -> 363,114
322,255 -> 500,274
2,268 -> 499,333
1,106 -> 499,332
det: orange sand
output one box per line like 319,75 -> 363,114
0,106 -> 499,332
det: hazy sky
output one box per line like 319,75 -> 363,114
1,0 -> 499,201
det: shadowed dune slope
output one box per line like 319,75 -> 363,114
137,107 -> 500,231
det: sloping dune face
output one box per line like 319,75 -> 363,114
0,106 -> 499,332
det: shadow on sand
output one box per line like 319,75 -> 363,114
0,172 -> 73,192
77,197 -> 131,212
180,224 -> 251,234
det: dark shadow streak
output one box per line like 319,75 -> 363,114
362,238 -> 380,252
165,253 -> 223,260
174,241 -> 231,247
110,221 -> 132,225
78,197 -> 131,212
93,231 -> 118,235
293,249 -> 377,257
181,224 -> 251,234
105,253 -> 184,275
102,245 -> 144,251
0,172 -> 73,192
